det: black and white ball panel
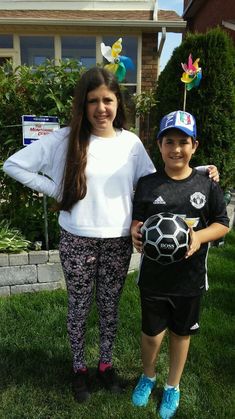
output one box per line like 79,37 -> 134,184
141,212 -> 190,265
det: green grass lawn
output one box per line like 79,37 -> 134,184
0,230 -> 234,419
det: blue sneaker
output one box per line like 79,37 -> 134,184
159,387 -> 180,418
132,374 -> 156,407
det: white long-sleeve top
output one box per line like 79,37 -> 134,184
3,127 -> 156,238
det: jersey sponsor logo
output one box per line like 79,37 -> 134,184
153,196 -> 166,205
190,192 -> 206,209
190,322 -> 200,330
184,217 -> 200,228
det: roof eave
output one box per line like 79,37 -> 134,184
183,0 -> 204,19
0,18 -> 186,32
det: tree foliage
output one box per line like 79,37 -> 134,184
153,28 -> 235,189
0,60 -> 85,248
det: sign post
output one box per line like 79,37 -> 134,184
22,115 -> 60,250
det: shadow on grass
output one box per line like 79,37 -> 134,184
0,347 -> 134,395
0,348 -> 71,389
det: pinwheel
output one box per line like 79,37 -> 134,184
181,53 -> 202,91
101,38 -> 134,82
181,53 -> 202,111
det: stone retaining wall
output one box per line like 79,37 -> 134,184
227,200 -> 235,229
0,249 -> 141,297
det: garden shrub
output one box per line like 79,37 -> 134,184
0,220 -> 31,253
0,60 -> 85,248
153,28 -> 235,189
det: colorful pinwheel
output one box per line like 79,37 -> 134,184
181,54 -> 202,91
101,38 -> 134,82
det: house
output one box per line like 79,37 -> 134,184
0,0 -> 186,97
183,0 -> 235,43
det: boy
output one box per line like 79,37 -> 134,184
131,110 -> 229,418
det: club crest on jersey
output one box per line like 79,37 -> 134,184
190,192 -> 206,209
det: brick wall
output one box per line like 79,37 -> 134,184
189,0 -> 234,31
140,32 -> 158,145
141,33 -> 158,92
184,0 -> 235,43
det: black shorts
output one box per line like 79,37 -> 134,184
140,289 -> 202,337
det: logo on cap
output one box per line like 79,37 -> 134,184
157,110 -> 197,139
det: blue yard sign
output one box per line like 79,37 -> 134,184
22,115 -> 60,146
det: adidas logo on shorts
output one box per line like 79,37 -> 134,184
190,322 -> 200,330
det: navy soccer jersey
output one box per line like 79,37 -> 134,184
132,168 -> 229,297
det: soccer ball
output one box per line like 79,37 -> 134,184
141,212 -> 190,265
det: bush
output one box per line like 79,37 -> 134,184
153,28 -> 235,189
0,60 -> 85,248
0,220 -> 31,253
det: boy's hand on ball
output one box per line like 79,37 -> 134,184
131,220 -> 143,253
185,228 -> 201,258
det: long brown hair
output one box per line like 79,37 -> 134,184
58,67 -> 127,211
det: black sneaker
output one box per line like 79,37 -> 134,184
97,366 -> 123,394
72,370 -> 90,403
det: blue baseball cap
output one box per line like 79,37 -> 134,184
157,110 -> 197,139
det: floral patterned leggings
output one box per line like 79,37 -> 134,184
59,228 -> 132,372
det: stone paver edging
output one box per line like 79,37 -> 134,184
0,249 -> 141,296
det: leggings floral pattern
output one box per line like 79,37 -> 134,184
59,228 -> 132,372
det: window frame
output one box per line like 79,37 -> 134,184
0,33 -> 141,130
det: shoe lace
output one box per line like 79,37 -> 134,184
163,389 -> 178,407
137,378 -> 152,395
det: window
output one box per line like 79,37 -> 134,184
0,35 -> 13,48
16,34 -> 138,128
20,36 -> 54,66
61,36 -> 96,68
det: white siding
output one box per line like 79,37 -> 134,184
0,0 -> 156,11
